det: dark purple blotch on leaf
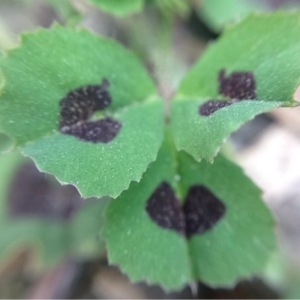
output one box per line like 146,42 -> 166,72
183,185 -> 226,238
199,99 -> 235,116
219,69 -> 256,100
59,78 -> 121,143
62,117 -> 122,143
199,69 -> 257,117
146,182 -> 226,238
146,182 -> 185,235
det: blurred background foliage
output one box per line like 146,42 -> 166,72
0,0 -> 300,298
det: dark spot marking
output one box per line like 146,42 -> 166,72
62,117 -> 122,143
199,99 -> 235,116
59,78 -> 121,143
60,79 -> 111,128
199,69 -> 257,117
183,185 -> 226,238
219,69 -> 256,100
146,182 -> 226,238
146,182 -> 185,235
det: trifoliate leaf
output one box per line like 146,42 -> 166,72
171,13 -> 300,162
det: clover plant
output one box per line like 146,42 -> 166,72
0,2 -> 299,292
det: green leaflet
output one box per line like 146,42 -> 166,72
171,13 -> 300,162
0,25 -> 164,198
103,134 -> 276,290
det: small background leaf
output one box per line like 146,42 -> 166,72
0,25 -> 164,198
171,13 -> 300,162
198,0 -> 300,32
0,151 -> 107,266
198,0 -> 265,33
149,0 -> 191,18
89,0 -> 144,16
46,0 -> 82,26
104,134 -> 276,289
